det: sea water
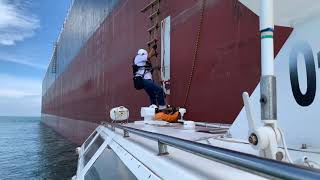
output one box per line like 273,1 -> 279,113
0,117 -> 77,180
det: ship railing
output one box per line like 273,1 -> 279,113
102,122 -> 320,180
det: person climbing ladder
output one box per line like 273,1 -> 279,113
132,46 -> 167,110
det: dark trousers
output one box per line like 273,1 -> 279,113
143,79 -> 166,106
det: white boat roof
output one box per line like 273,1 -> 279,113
75,121 -> 320,179
239,0 -> 320,27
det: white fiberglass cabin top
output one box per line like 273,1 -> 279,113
73,121 -> 320,180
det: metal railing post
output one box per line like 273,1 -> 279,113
111,125 -> 115,131
123,130 -> 130,138
158,141 -> 169,156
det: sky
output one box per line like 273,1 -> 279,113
0,0 -> 71,116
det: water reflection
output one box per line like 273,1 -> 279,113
0,117 -> 77,180
37,123 -> 78,179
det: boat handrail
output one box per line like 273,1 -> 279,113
102,122 -> 320,180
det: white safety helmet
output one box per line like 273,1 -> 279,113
137,49 -> 148,56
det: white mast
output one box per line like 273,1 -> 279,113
246,0 -> 282,160
259,0 -> 277,124
260,0 -> 274,76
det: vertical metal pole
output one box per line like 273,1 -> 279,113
260,0 -> 277,124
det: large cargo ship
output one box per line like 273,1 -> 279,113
41,0 -> 293,145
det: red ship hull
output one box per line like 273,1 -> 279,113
42,0 -> 292,145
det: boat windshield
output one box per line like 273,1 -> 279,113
84,147 -> 137,180
83,135 -> 104,166
84,131 -> 97,149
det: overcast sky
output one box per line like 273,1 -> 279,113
0,0 -> 70,116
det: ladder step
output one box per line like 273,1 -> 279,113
141,0 -> 160,13
150,52 -> 158,58
52,66 -> 57,73
147,38 -> 158,47
148,9 -> 160,20
148,23 -> 159,33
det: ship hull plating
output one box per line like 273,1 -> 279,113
42,0 -> 292,144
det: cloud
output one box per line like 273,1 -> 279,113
0,96 -> 41,116
0,89 -> 38,98
0,73 -> 41,97
0,73 -> 41,116
0,52 -> 47,70
0,0 -> 40,46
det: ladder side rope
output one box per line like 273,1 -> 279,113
183,0 -> 207,108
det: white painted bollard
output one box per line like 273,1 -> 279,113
183,121 -> 196,131
179,108 -> 186,120
141,107 -> 156,121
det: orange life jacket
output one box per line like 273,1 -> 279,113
155,112 -> 179,123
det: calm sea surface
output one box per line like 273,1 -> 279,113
0,117 -> 78,180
